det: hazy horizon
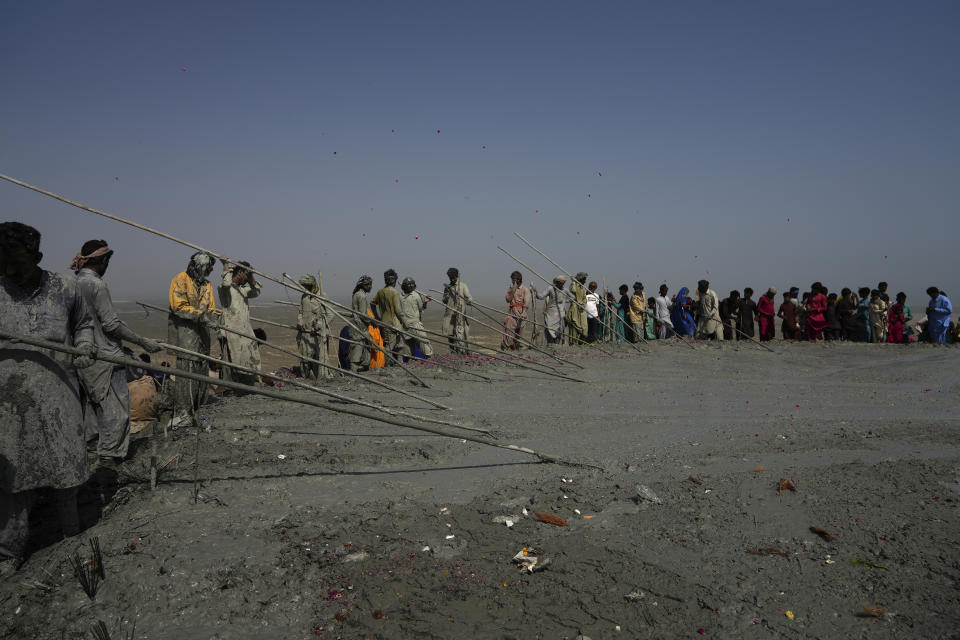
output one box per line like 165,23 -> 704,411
3,1 -> 957,307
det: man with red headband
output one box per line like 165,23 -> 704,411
73,239 -> 161,466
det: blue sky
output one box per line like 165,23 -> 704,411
2,1 -> 957,303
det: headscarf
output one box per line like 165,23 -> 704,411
299,274 -> 318,294
671,286 -> 696,335
70,244 -> 113,273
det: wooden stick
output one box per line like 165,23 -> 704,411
247,313 -> 495,383
158,340 -> 492,435
386,316 -> 586,383
510,233 -> 621,353
0,329 -> 589,466
137,301 -> 451,410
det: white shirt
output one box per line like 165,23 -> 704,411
584,292 -> 600,319
655,295 -> 673,325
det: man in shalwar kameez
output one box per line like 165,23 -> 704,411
442,267 -> 472,354
72,239 -> 161,465
168,251 -> 217,423
628,282 -> 647,343
218,260 -> 261,386
535,276 -> 567,344
0,222 -> 96,574
297,274 -> 334,378
565,272 -> 589,345
370,269 -> 404,363
398,277 -> 433,359
696,280 -> 724,341
348,275 -> 374,370
501,271 -> 530,351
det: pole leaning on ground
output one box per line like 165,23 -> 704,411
0,329 -> 592,466
0,174 -> 435,389
425,289 -> 578,371
137,301 -> 450,411
157,340 -> 491,435
274,299 -> 575,380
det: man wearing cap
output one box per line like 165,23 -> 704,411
696,279 -> 724,341
297,274 -> 333,378
72,239 -> 162,465
399,277 -> 432,359
371,269 -> 404,363
756,287 -> 778,342
501,271 -> 530,350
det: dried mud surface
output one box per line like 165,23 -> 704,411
2,340 -> 959,639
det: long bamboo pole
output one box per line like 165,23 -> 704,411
157,340 -> 492,435
0,328 -> 589,466
137,301 -> 450,410
349,310 -> 586,383
0,174 -> 434,388
247,313 -> 495,383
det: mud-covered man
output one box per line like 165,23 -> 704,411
72,239 -> 161,466
0,222 -> 96,575
167,251 -> 217,425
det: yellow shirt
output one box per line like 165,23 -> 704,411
169,271 -> 216,319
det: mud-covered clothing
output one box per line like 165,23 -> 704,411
399,291 -> 433,357
348,290 -> 372,368
74,268 -> 132,458
565,281 -> 588,345
168,271 -> 215,411
218,268 -> 261,384
298,294 -> 334,378
442,280 -> 472,353
502,284 -> 530,350
0,270 -> 94,494
0,269 -> 93,561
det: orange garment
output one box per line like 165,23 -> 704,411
367,310 -> 385,368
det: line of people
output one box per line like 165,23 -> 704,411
499,274 -> 956,346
